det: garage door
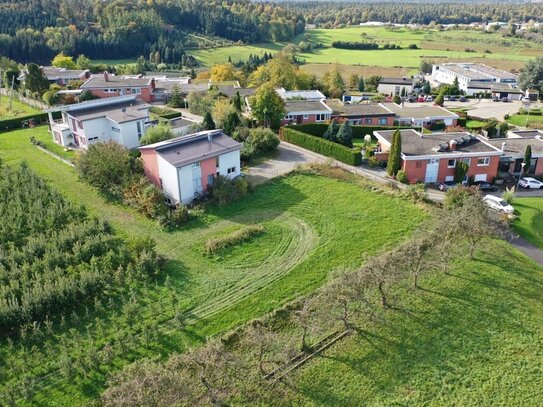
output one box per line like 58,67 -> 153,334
474,174 -> 487,182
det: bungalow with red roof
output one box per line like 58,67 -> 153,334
80,72 -> 156,102
374,129 -> 502,184
139,130 -> 242,205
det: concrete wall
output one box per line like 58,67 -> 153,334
218,150 -> 241,178
158,155 -> 181,203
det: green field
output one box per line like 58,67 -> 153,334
0,126 -> 425,405
284,239 -> 543,406
0,94 -> 41,119
186,26 -> 543,70
513,197 -> 543,248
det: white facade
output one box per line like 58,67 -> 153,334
378,83 -> 413,96
432,63 -> 518,92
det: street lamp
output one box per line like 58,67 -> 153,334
516,162 -> 526,189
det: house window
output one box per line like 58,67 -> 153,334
136,121 -> 142,139
227,166 -> 236,174
461,158 -> 471,166
477,157 -> 490,166
378,118 -> 387,125
132,88 -> 141,95
395,86 -> 400,95
303,114 -> 309,120
316,114 -> 327,121
207,174 -> 215,186
192,162 -> 200,168
77,120 -> 83,130
415,161 -> 422,168
365,118 -> 372,124
111,126 -> 120,133
447,159 -> 456,168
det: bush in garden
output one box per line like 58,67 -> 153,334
241,128 -> 280,160
396,170 -> 408,184
210,175 -> 250,205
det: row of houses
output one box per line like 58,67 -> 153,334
375,129 -> 543,184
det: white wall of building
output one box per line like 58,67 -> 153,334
157,155 -> 181,203
177,164 -> 195,204
217,150 -> 241,178
378,83 -> 413,96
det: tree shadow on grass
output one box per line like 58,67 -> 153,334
291,243 -> 543,406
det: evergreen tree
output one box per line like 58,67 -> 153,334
524,144 -> 532,173
357,76 -> 365,92
435,92 -> 445,107
423,81 -> 431,95
232,91 -> 242,112
323,119 -> 340,141
336,120 -> 353,147
387,129 -> 402,177
400,87 -> 407,97
223,111 -> 242,135
24,63 -> 49,95
169,84 -> 183,108
454,161 -> 469,183
393,95 -> 402,104
202,112 -> 216,130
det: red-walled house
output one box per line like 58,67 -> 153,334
281,100 -> 332,125
486,131 -> 543,177
139,130 -> 242,205
374,129 -> 502,184
80,72 -> 156,102
326,100 -> 396,126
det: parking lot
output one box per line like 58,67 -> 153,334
444,99 -> 529,121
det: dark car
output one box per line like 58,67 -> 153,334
449,96 -> 457,102
492,96 -> 500,102
473,181 -> 497,192
438,181 -> 457,192
459,96 -> 466,102
501,97 -> 511,102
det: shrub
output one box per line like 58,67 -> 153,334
444,185 -> 478,209
210,175 -> 250,205
140,124 -> 175,145
281,128 -> 361,166
0,112 -> 61,132
241,128 -> 280,160
404,183 -> 427,202
331,41 -> 378,50
204,224 -> 264,255
367,155 -> 380,167
149,106 -> 182,120
74,141 -> 141,197
502,187 -> 515,204
396,170 -> 408,184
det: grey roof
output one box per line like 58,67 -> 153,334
375,129 -> 500,156
170,118 -> 199,129
437,63 -> 518,81
276,89 -> 326,100
68,101 -> 150,124
142,130 -> 241,167
217,85 -> 255,98
382,103 -> 458,119
42,67 -> 88,79
486,136 -> 543,156
379,77 -> 413,85
285,100 -> 331,113
81,74 -> 151,89
326,100 -> 394,117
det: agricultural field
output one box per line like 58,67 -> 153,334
0,94 -> 41,119
0,126 -> 426,405
185,26 -> 542,72
513,197 -> 543,248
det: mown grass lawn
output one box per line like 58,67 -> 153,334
284,240 -> 543,406
512,197 -> 543,248
0,94 -> 41,119
507,114 -> 543,129
0,126 -> 426,405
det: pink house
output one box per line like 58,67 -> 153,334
139,130 -> 242,205
80,72 -> 156,102
374,129 -> 503,184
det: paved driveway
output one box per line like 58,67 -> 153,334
246,142 -> 325,184
444,99 -> 525,121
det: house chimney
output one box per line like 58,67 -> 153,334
501,142 -> 507,151
104,71 -> 109,82
137,74 -> 143,79
449,139 -> 457,150
207,132 -> 213,143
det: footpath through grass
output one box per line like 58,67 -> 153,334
0,126 -> 426,405
513,197 -> 543,248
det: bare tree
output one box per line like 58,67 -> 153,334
397,233 -> 436,289
361,249 -> 404,308
243,322 -> 283,376
293,299 -> 315,352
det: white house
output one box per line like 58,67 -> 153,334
140,130 -> 242,205
46,96 -> 151,149
377,78 -> 414,96
432,63 -> 518,93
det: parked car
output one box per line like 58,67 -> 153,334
473,181 -> 498,192
449,96 -> 457,102
459,96 -> 467,102
501,97 -> 511,102
492,96 -> 500,102
483,195 -> 514,214
425,95 -> 433,102
438,181 -> 457,191
521,96 -> 531,102
518,177 -> 543,189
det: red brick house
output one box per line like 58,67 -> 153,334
281,99 -> 332,126
326,100 -> 395,126
80,72 -> 156,102
374,129 -> 502,184
486,131 -> 543,176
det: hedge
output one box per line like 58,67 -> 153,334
149,106 -> 182,120
0,111 -> 62,132
290,123 -> 414,139
281,127 -> 361,166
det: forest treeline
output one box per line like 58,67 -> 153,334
0,0 -> 305,63
288,2 -> 543,27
